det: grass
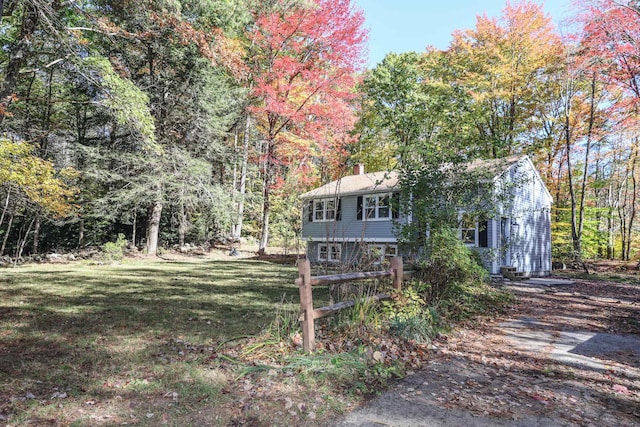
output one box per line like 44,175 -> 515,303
0,255 -> 514,426
0,257 -> 338,426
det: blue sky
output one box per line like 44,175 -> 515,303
354,0 -> 574,68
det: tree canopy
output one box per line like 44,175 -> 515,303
0,0 -> 639,262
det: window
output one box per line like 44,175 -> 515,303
318,243 -> 341,262
366,244 -> 398,263
459,212 -> 488,248
363,194 -> 390,220
460,213 -> 476,244
313,198 -> 337,221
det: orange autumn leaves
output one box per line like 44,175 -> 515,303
246,0 -> 367,186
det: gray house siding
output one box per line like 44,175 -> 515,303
472,219 -> 497,273
303,193 -> 405,265
306,240 -> 400,266
301,156 -> 552,277
302,194 -> 404,241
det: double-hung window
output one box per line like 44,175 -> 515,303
460,213 -> 477,244
313,198 -> 337,221
318,243 -> 341,262
366,244 -> 398,264
364,194 -> 390,220
459,212 -> 488,248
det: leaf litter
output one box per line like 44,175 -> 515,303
383,274 -> 640,426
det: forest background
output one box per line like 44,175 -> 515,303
0,0 -> 638,263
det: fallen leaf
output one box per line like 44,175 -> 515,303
613,384 -> 629,395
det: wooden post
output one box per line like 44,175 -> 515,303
391,256 -> 403,291
297,258 -> 315,352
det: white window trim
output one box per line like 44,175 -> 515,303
366,244 -> 398,264
459,211 -> 478,246
363,193 -> 391,221
313,197 -> 338,222
318,243 -> 341,262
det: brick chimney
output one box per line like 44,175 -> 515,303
353,163 -> 365,175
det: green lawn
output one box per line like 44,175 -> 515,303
0,257 -> 340,426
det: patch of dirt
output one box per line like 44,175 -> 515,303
156,244 -> 302,263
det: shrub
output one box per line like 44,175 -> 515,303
382,287 -> 441,343
102,233 -> 128,262
414,226 -> 488,306
381,286 -> 424,322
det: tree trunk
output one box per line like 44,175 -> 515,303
0,188 -> 10,227
576,75 -> 597,255
233,114 -> 251,240
565,103 -> 580,258
178,195 -> 187,248
258,187 -> 270,255
32,212 -> 40,254
232,125 -> 239,209
618,167 -> 630,260
0,2 -> 39,110
78,217 -> 84,248
625,142 -> 638,260
0,209 -> 14,256
258,137 -> 274,255
146,200 -> 163,255
131,210 -> 136,248
15,216 -> 35,262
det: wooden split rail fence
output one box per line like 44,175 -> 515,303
295,256 -> 411,352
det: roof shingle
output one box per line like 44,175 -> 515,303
300,155 -> 530,199
300,171 -> 398,199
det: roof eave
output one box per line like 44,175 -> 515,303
300,186 -> 399,199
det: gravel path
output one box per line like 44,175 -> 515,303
334,277 -> 640,427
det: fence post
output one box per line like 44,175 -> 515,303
391,256 -> 403,291
297,258 -> 315,352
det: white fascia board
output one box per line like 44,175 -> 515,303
301,237 -> 398,243
300,188 -> 398,200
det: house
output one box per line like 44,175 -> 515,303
300,155 -> 553,276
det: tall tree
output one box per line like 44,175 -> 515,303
449,1 -> 563,157
578,0 -> 640,259
83,0 -> 245,254
245,0 -> 367,254
580,0 -> 640,111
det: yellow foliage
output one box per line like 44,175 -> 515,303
0,139 -> 78,218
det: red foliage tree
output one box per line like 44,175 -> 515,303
245,0 -> 367,254
579,0 -> 640,111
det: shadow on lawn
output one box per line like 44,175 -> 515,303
0,259 -> 310,421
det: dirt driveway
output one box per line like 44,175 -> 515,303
336,276 -> 640,426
